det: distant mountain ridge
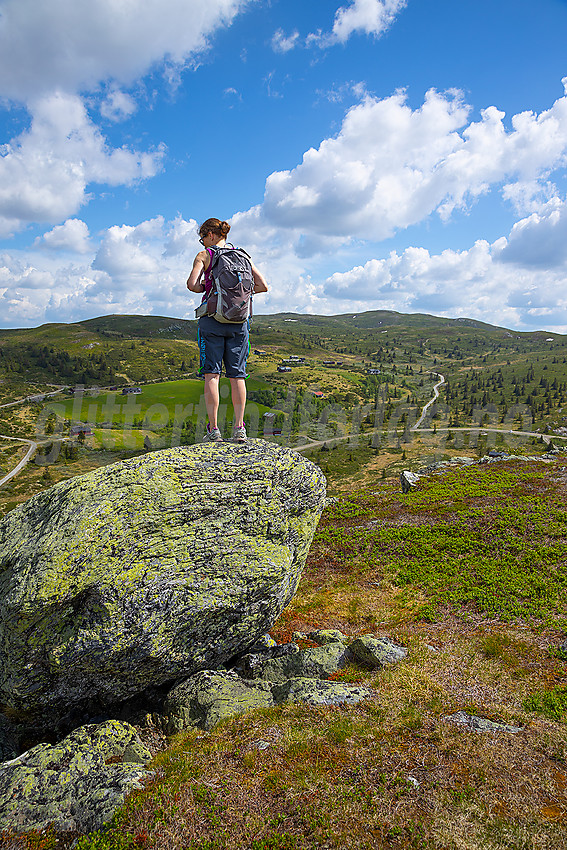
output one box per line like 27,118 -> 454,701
0,310 -> 562,340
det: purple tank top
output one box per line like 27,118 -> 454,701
201,248 -> 215,302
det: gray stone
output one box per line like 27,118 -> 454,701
232,642 -> 300,678
442,711 -> 522,734
0,441 -> 325,729
237,642 -> 353,683
165,670 -> 274,732
400,470 -> 420,493
271,677 -> 371,707
246,633 -> 278,653
306,629 -> 347,645
348,636 -> 407,668
165,666 -> 373,733
0,720 -> 152,833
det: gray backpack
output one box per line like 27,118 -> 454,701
195,244 -> 254,324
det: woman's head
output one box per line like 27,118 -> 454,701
199,218 -> 230,240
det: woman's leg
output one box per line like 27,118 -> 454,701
204,373 -> 221,428
229,377 -> 246,427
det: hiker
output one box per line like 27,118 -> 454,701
186,217 -> 268,442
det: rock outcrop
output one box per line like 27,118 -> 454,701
165,669 -> 373,733
165,632 -> 407,733
235,641 -> 353,682
0,441 -> 326,729
349,636 -> 408,668
166,670 -> 275,732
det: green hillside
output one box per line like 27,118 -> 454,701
1,309 -> 566,515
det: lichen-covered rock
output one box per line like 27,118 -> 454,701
442,711 -> 522,734
271,677 -> 371,707
166,670 -> 274,732
232,641 -> 300,675
165,669 -> 372,732
0,720 -> 151,833
348,636 -> 407,668
0,441 -> 325,727
306,629 -> 347,646
237,642 -> 353,683
246,633 -> 278,653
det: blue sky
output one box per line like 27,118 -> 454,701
1,0 -> 567,331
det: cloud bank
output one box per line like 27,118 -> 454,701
3,197 -> 567,332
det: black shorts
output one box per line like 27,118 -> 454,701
198,316 -> 249,379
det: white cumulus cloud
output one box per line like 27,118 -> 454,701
163,216 -> 199,257
93,218 -> 165,281
0,0 -> 249,102
0,0 -> 248,236
0,92 -> 164,236
330,0 -> 407,43
321,208 -> 567,333
271,28 -> 301,53
307,0 -> 407,47
100,88 -> 138,122
36,219 -> 91,254
260,82 -> 567,240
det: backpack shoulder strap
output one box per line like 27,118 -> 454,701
207,244 -> 225,270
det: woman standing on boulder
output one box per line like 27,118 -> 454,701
186,218 -> 268,442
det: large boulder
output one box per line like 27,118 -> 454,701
0,441 -> 325,729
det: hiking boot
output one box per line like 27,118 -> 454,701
231,424 -> 247,443
203,425 -> 223,442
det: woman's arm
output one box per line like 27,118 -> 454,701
186,251 -> 207,292
251,263 -> 268,294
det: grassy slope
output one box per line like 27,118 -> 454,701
2,310 -> 567,438
4,459 -> 567,850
